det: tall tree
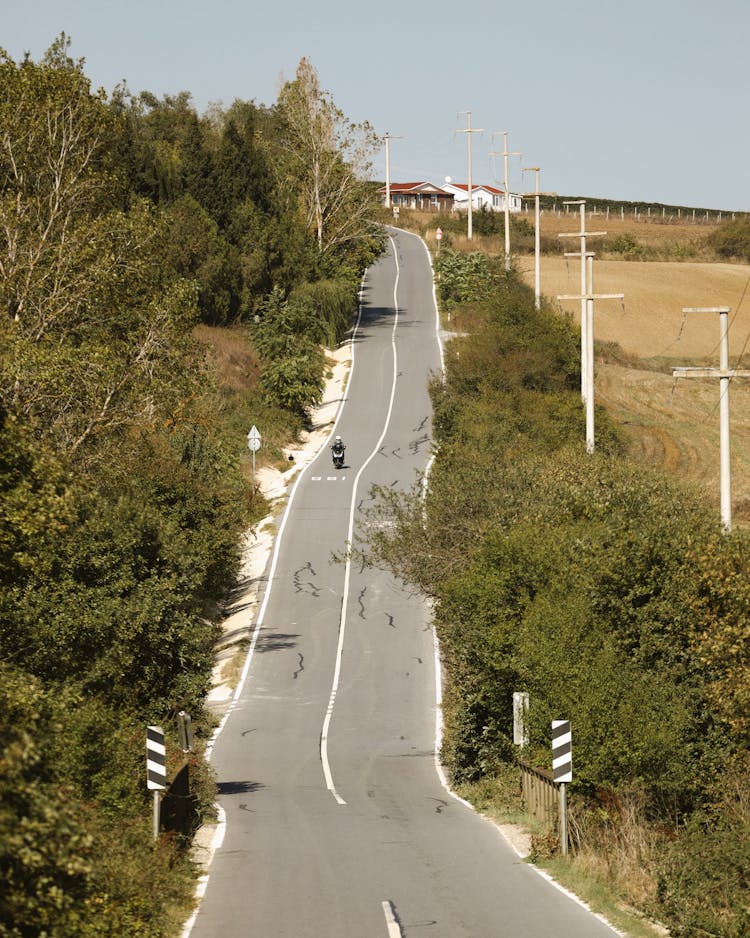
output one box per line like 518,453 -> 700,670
0,43 -> 203,460
0,36 -> 119,332
275,58 -> 380,258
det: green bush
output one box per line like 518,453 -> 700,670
606,233 -> 653,259
657,768 -> 750,937
434,249 -> 500,308
708,217 -> 750,261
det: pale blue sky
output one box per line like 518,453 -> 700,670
3,0 -> 748,210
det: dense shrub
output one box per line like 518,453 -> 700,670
708,217 -> 750,261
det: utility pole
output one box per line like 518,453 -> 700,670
456,111 -> 483,240
490,131 -> 521,271
558,249 -> 623,454
383,132 -> 403,209
673,307 -> 750,532
521,166 -> 556,309
558,202 -> 607,403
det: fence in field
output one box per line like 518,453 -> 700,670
524,203 -> 746,224
519,760 -> 559,829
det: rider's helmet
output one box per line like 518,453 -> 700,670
336,435 -> 342,442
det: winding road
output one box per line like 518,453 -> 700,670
186,229 -> 619,938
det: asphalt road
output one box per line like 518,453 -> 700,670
187,229 -> 619,938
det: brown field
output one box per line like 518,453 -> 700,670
526,207 -> 721,252
518,256 -> 750,361
518,243 -> 750,522
407,207 -> 750,524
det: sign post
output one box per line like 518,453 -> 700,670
436,227 -> 443,254
552,720 -> 572,856
146,725 -> 167,842
247,425 -> 261,486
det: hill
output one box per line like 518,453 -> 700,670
399,206 -> 750,526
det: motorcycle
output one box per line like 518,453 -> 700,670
331,443 -> 345,469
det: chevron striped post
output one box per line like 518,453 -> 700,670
147,725 -> 167,841
552,720 -> 572,856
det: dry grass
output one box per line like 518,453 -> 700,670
529,208 -> 720,253
516,251 -> 750,523
569,791 -> 663,912
520,256 -> 750,360
193,323 -> 260,391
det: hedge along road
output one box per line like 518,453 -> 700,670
185,229 -> 620,938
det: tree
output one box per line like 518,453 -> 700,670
0,46 -> 208,461
0,39 -> 120,333
275,58 -> 381,259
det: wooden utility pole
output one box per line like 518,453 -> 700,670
673,307 -> 750,532
489,131 -> 521,271
558,250 -> 623,454
521,166 -> 556,309
456,112 -> 483,240
383,132 -> 403,209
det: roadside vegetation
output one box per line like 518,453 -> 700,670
5,30 -> 750,936
404,203 -> 749,263
0,37 -> 381,935
359,247 -> 750,937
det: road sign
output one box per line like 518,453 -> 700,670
551,720 -> 572,783
436,227 -> 442,240
146,725 -> 167,790
247,425 -> 261,453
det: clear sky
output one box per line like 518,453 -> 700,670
3,0 -> 748,210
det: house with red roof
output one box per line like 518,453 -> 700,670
442,181 -> 522,214
379,182 -> 455,212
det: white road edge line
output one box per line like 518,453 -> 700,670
381,899 -> 403,938
320,234 -> 402,805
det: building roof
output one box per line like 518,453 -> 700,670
379,181 -> 452,194
444,182 -> 506,195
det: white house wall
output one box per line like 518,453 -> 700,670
442,183 -> 521,213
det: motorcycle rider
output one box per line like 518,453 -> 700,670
331,435 -> 346,466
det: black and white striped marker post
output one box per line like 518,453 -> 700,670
552,720 -> 572,856
147,725 -> 167,841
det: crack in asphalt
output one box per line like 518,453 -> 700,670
357,586 -> 367,619
409,433 -> 431,454
293,652 -> 304,680
293,561 -> 320,597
